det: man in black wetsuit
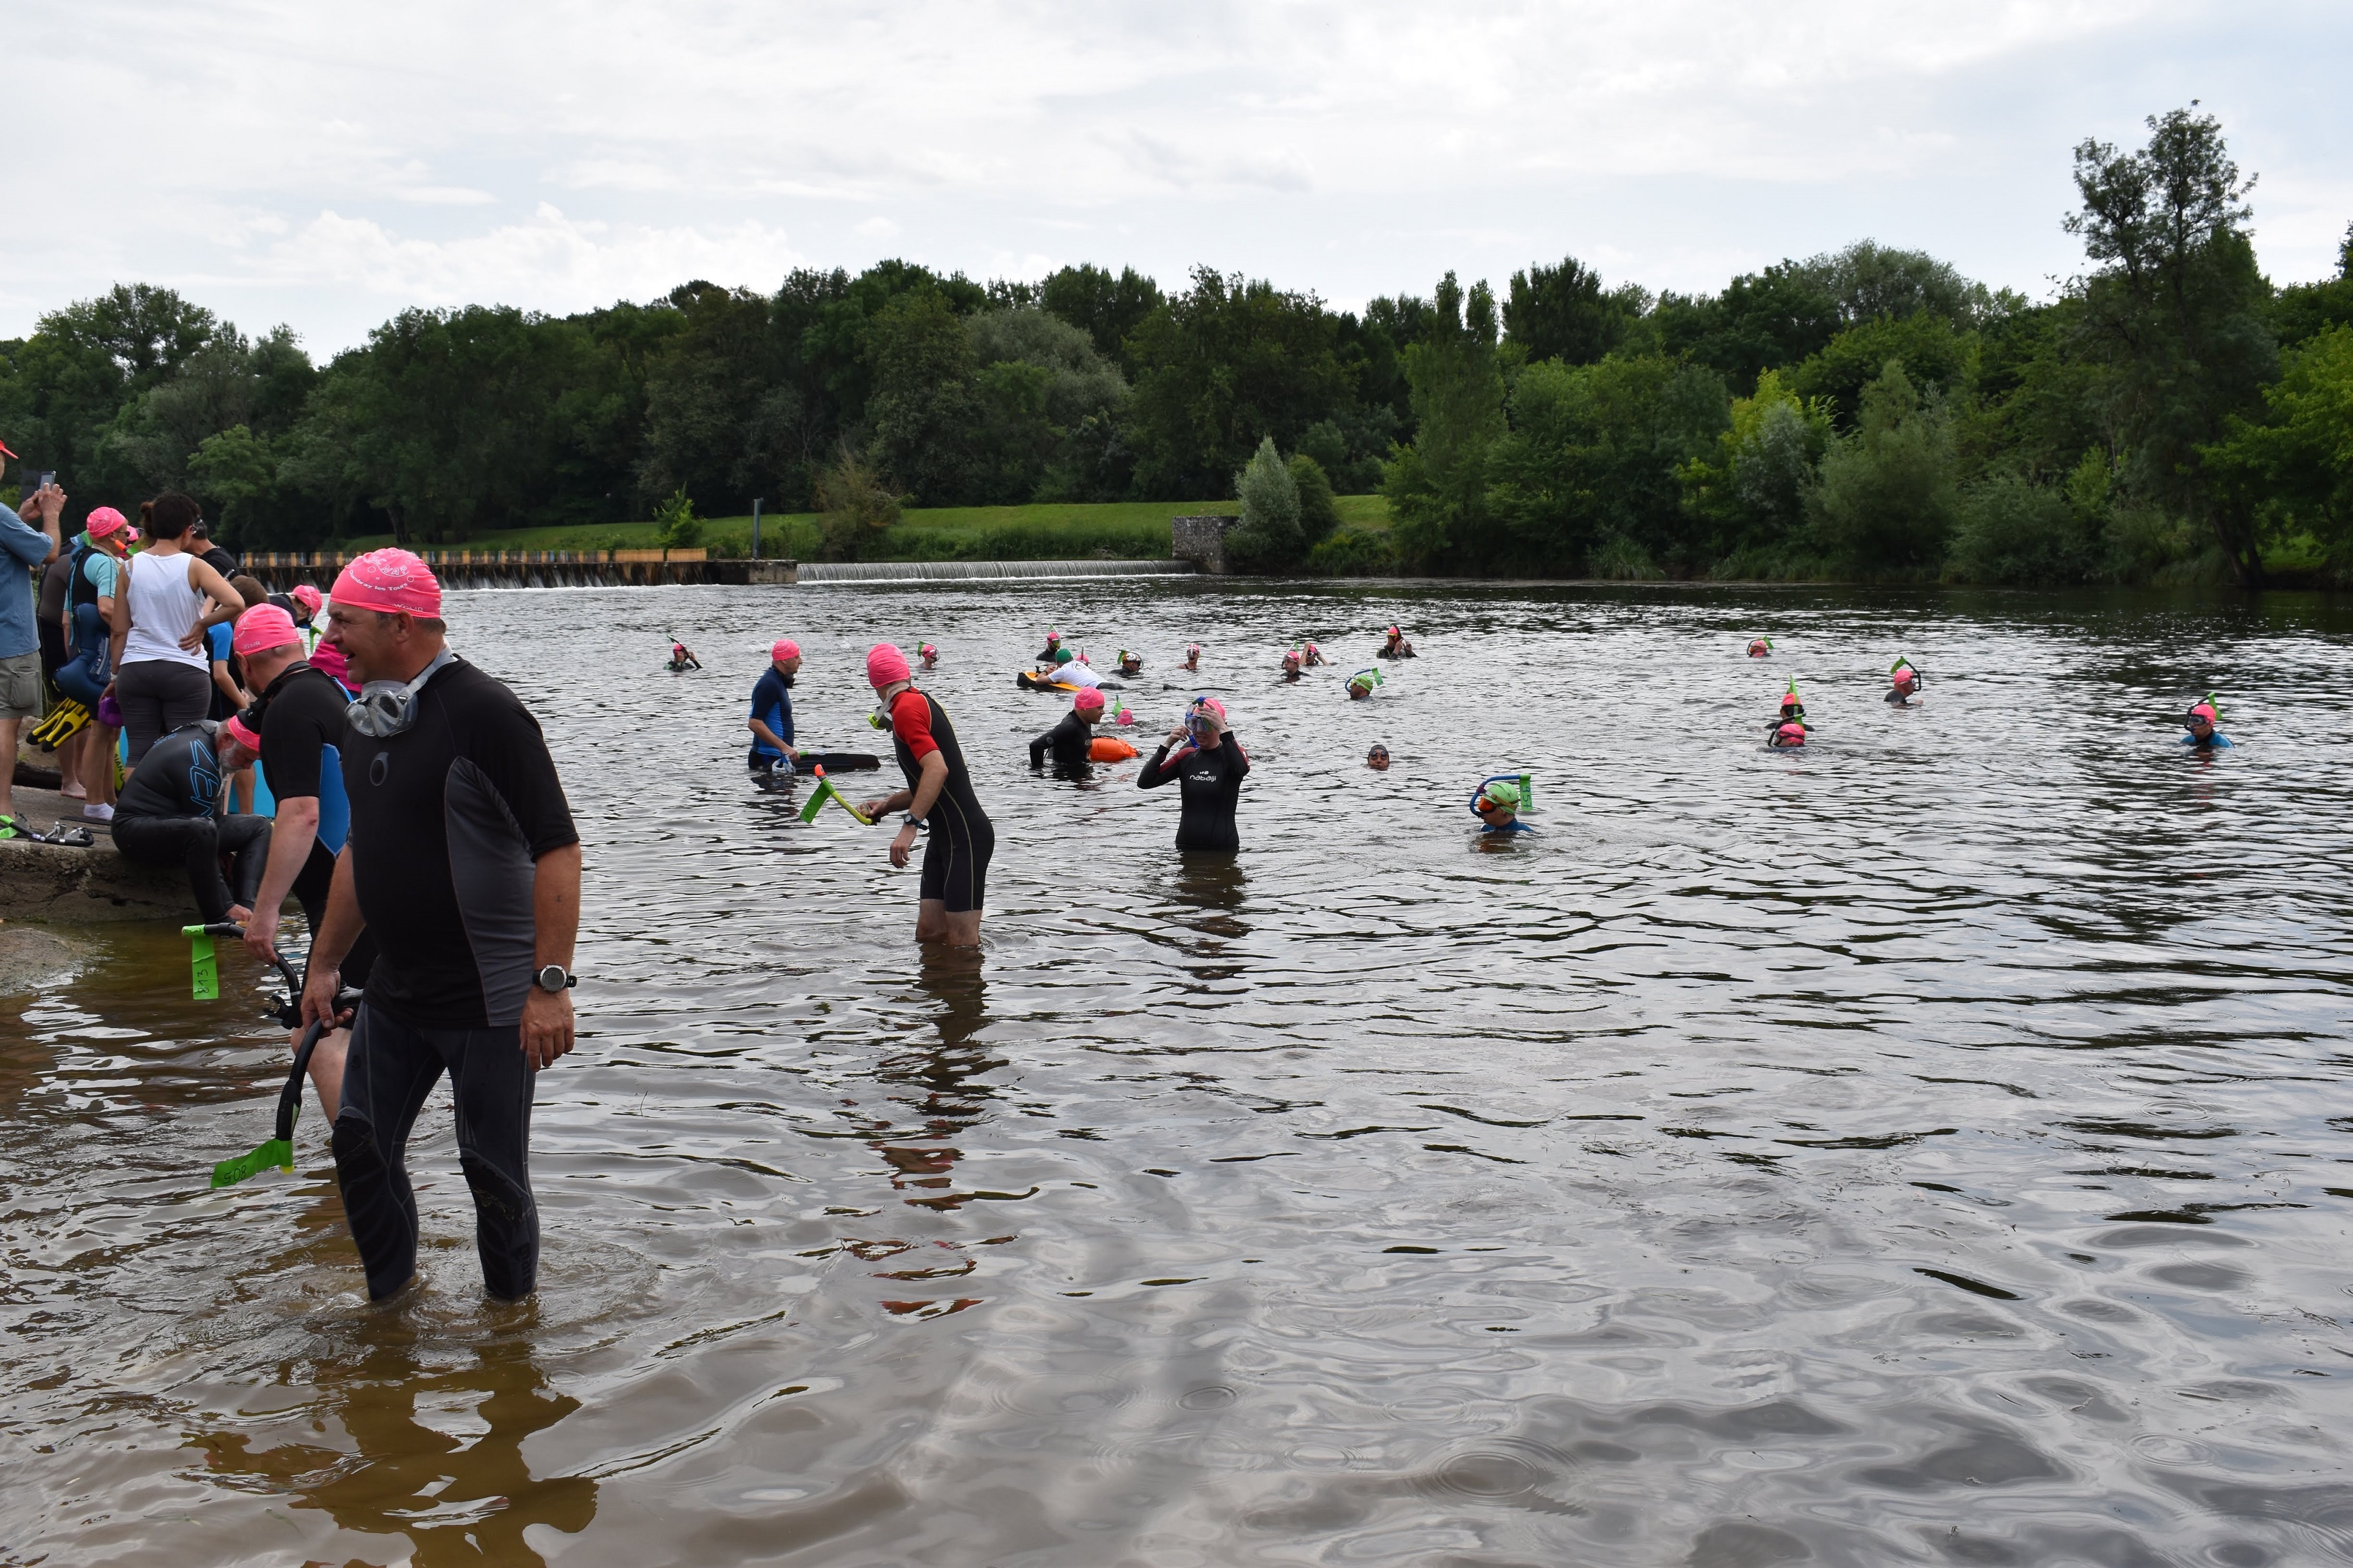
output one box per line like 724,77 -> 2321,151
1140,696 -> 1249,852
1029,686 -> 1104,773
109,718 -> 272,921
857,642 -> 993,945
234,602 -> 378,1116
297,549 -> 581,1304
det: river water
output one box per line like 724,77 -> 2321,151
5,579 -> 2351,1567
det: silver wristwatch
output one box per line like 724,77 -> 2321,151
535,964 -> 577,994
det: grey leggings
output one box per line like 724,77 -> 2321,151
114,659 -> 213,764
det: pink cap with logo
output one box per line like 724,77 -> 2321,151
867,642 -> 912,688
86,506 -> 135,541
232,603 -> 302,656
289,584 -> 324,615
330,548 -> 442,619
1073,687 -> 1105,714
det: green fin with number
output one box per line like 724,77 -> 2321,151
211,1137 -> 294,1190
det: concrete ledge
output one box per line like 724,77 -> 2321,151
0,784 -> 205,923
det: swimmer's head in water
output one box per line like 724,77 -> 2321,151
1779,683 -> 1803,713
1385,625 -> 1401,639
1749,637 -> 1771,656
1774,720 -> 1807,746
1046,631 -> 1060,645
1367,743 -> 1390,770
1475,779 -> 1523,817
1072,687 -> 1105,716
2186,697 -> 2220,735
1890,658 -> 1920,692
1053,647 -> 1074,666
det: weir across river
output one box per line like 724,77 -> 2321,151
236,551 -> 1202,589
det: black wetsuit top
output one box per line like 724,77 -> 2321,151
117,722 -> 225,819
888,689 -> 990,843
1029,710 -> 1093,771
1140,734 -> 1249,851
344,659 -> 578,1029
1884,689 -> 1916,706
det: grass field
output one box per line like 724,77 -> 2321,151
342,495 -> 1391,561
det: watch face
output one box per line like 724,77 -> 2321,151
538,965 -> 565,991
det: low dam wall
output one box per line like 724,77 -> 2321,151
237,550 -> 798,589
798,559 -> 1198,584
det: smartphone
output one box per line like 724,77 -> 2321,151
23,470 -> 54,496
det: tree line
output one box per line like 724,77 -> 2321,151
1,105 -> 2346,585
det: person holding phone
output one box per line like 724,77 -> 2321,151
0,442 -> 64,840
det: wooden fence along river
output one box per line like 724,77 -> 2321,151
236,549 -> 798,589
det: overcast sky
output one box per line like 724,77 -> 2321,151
9,0 -> 2347,355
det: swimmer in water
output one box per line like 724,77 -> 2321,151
1037,630 -> 1064,663
1182,642 -> 1201,672
1366,743 -> 1390,771
1378,625 -> 1416,659
1767,682 -> 1806,736
1768,718 -> 1807,749
1302,641 -> 1327,668
1279,649 -> 1303,683
917,641 -> 938,671
1029,685 -> 1104,772
667,637 -> 701,672
749,639 -> 802,781
1346,668 -> 1382,701
1140,696 -> 1250,853
1471,776 -> 1531,834
2181,694 -> 2232,749
1885,657 -> 1922,706
1748,637 -> 1772,658
1116,648 -> 1143,677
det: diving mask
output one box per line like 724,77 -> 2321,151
346,649 -> 456,739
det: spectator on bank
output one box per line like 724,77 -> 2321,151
0,446 -> 64,839
103,493 -> 243,766
59,508 -> 135,819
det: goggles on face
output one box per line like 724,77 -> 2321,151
346,649 -> 456,739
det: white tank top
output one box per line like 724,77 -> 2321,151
120,550 -> 208,669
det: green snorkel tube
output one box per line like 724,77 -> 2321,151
1347,667 -> 1384,696
1468,774 -> 1532,815
182,923 -> 355,1190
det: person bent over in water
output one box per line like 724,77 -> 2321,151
1029,686 -> 1104,772
1769,719 -> 1807,749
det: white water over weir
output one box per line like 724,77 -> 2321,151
797,558 -> 1198,584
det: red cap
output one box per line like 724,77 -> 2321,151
0,438 -> 18,460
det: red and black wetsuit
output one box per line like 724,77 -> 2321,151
888,687 -> 994,913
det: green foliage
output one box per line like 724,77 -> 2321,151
1288,453 -> 1339,547
1680,370 -> 1834,560
1807,361 -> 1959,576
1479,353 -> 1726,575
1792,313 -> 1976,428
2066,106 -> 2278,580
1038,264 -> 1164,371
1306,522 -> 1401,577
815,453 -> 900,561
1504,257 -> 1643,365
1124,268 -> 1354,500
1226,437 -> 1303,571
652,486 -> 704,553
2202,324 -> 2353,567
1383,273 -> 1505,569
1946,465 -> 2105,585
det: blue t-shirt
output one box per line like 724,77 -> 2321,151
749,666 -> 794,758
207,621 -> 233,664
0,501 -> 53,660
2180,733 -> 2235,749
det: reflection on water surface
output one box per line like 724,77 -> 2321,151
5,581 -> 2351,1565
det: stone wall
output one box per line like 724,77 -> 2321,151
1172,515 -> 1237,575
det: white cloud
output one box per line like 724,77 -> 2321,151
4,0 -> 2344,349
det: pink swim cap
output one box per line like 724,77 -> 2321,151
866,642 -> 912,688
289,584 -> 324,616
1187,642 -> 1200,654
771,638 -> 800,662
1072,687 -> 1105,714
2189,702 -> 2217,723
308,641 -> 351,685
232,603 -> 302,656
1198,696 -> 1227,720
331,548 -> 442,619
1893,667 -> 1918,687
85,506 -> 132,540
1777,721 -> 1806,743
222,714 -> 261,751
